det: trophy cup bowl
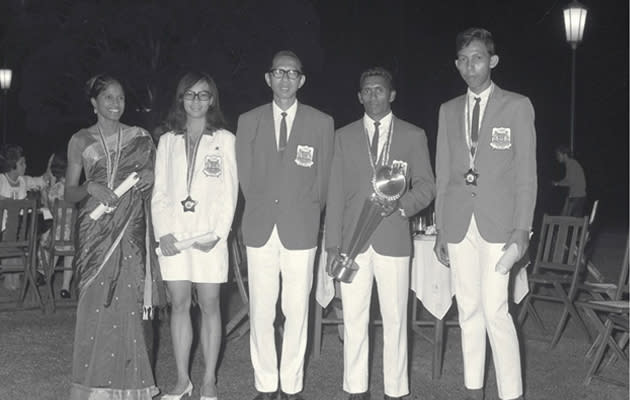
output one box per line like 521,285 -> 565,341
331,164 -> 407,283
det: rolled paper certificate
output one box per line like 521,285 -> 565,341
155,232 -> 218,256
89,172 -> 140,220
495,243 -> 520,275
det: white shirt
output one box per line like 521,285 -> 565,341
272,100 -> 298,149
0,174 -> 46,200
363,111 -> 393,161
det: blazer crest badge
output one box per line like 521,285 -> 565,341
295,144 -> 314,167
490,127 -> 511,149
203,154 -> 222,177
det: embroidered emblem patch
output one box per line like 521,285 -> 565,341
490,127 -> 511,150
203,154 -> 222,177
295,145 -> 314,167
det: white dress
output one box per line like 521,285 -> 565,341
151,129 -> 238,283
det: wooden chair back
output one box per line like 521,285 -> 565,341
0,199 -> 43,309
532,214 -> 589,278
42,199 -> 78,311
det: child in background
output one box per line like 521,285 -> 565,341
0,144 -> 50,290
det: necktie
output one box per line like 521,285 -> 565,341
470,97 -> 481,156
279,112 -> 287,152
371,121 -> 380,161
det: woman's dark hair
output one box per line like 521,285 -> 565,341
163,71 -> 227,134
0,144 -> 24,173
49,152 -> 68,179
84,74 -> 124,101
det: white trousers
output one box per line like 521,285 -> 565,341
340,246 -> 409,397
247,226 -> 316,394
448,216 -> 523,400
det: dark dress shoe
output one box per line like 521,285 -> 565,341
253,391 -> 278,400
60,289 -> 71,299
280,391 -> 304,400
347,392 -> 370,400
384,395 -> 403,400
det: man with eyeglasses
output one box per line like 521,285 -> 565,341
325,66 -> 435,400
235,50 -> 334,400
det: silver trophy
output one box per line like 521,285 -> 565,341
330,164 -> 407,283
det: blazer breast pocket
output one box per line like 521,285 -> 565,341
294,144 -> 316,168
202,153 -> 223,178
490,127 -> 512,150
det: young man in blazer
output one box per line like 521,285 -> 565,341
235,50 -> 334,400
434,28 -> 537,400
325,67 -> 435,400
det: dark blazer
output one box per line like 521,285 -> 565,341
325,116 -> 435,257
235,102 -> 334,250
435,84 -> 537,244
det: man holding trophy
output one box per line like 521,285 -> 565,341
325,67 -> 435,400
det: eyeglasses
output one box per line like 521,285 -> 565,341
269,69 -> 302,80
360,86 -> 387,97
183,90 -> 212,101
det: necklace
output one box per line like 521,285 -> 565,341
4,173 -> 19,186
96,125 -> 123,189
181,130 -> 203,212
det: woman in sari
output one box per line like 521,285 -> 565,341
65,74 -> 161,399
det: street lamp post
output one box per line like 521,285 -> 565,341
0,69 -> 12,145
563,0 -> 587,155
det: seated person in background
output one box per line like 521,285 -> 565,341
39,152 -> 74,299
0,144 -> 50,291
552,145 -> 587,217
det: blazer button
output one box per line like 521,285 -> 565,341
274,199 -> 279,204
471,193 -> 476,197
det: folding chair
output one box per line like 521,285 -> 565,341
0,199 -> 44,310
576,239 -> 629,386
41,199 -> 77,312
583,200 -> 606,284
517,214 -> 592,347
225,229 -> 250,340
410,299 -> 459,379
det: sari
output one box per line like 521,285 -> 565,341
70,127 -> 163,400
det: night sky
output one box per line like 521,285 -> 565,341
0,0 -> 628,229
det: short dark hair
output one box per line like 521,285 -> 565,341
270,50 -> 303,72
359,67 -> 395,91
84,74 -> 123,101
555,145 -> 571,156
0,144 -> 24,172
163,71 -> 228,135
456,28 -> 496,56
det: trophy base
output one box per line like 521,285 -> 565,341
331,254 -> 359,283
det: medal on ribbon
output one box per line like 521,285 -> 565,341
464,168 -> 478,186
181,195 -> 198,212
182,131 -> 203,212
97,125 -> 122,214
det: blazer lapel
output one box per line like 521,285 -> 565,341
480,84 -> 503,135
453,95 -> 469,163
288,104 -> 305,160
258,104 -> 276,155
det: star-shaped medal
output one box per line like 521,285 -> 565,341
181,196 -> 198,212
464,169 -> 479,186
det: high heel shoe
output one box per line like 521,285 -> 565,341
200,382 -> 218,400
161,381 -> 193,399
